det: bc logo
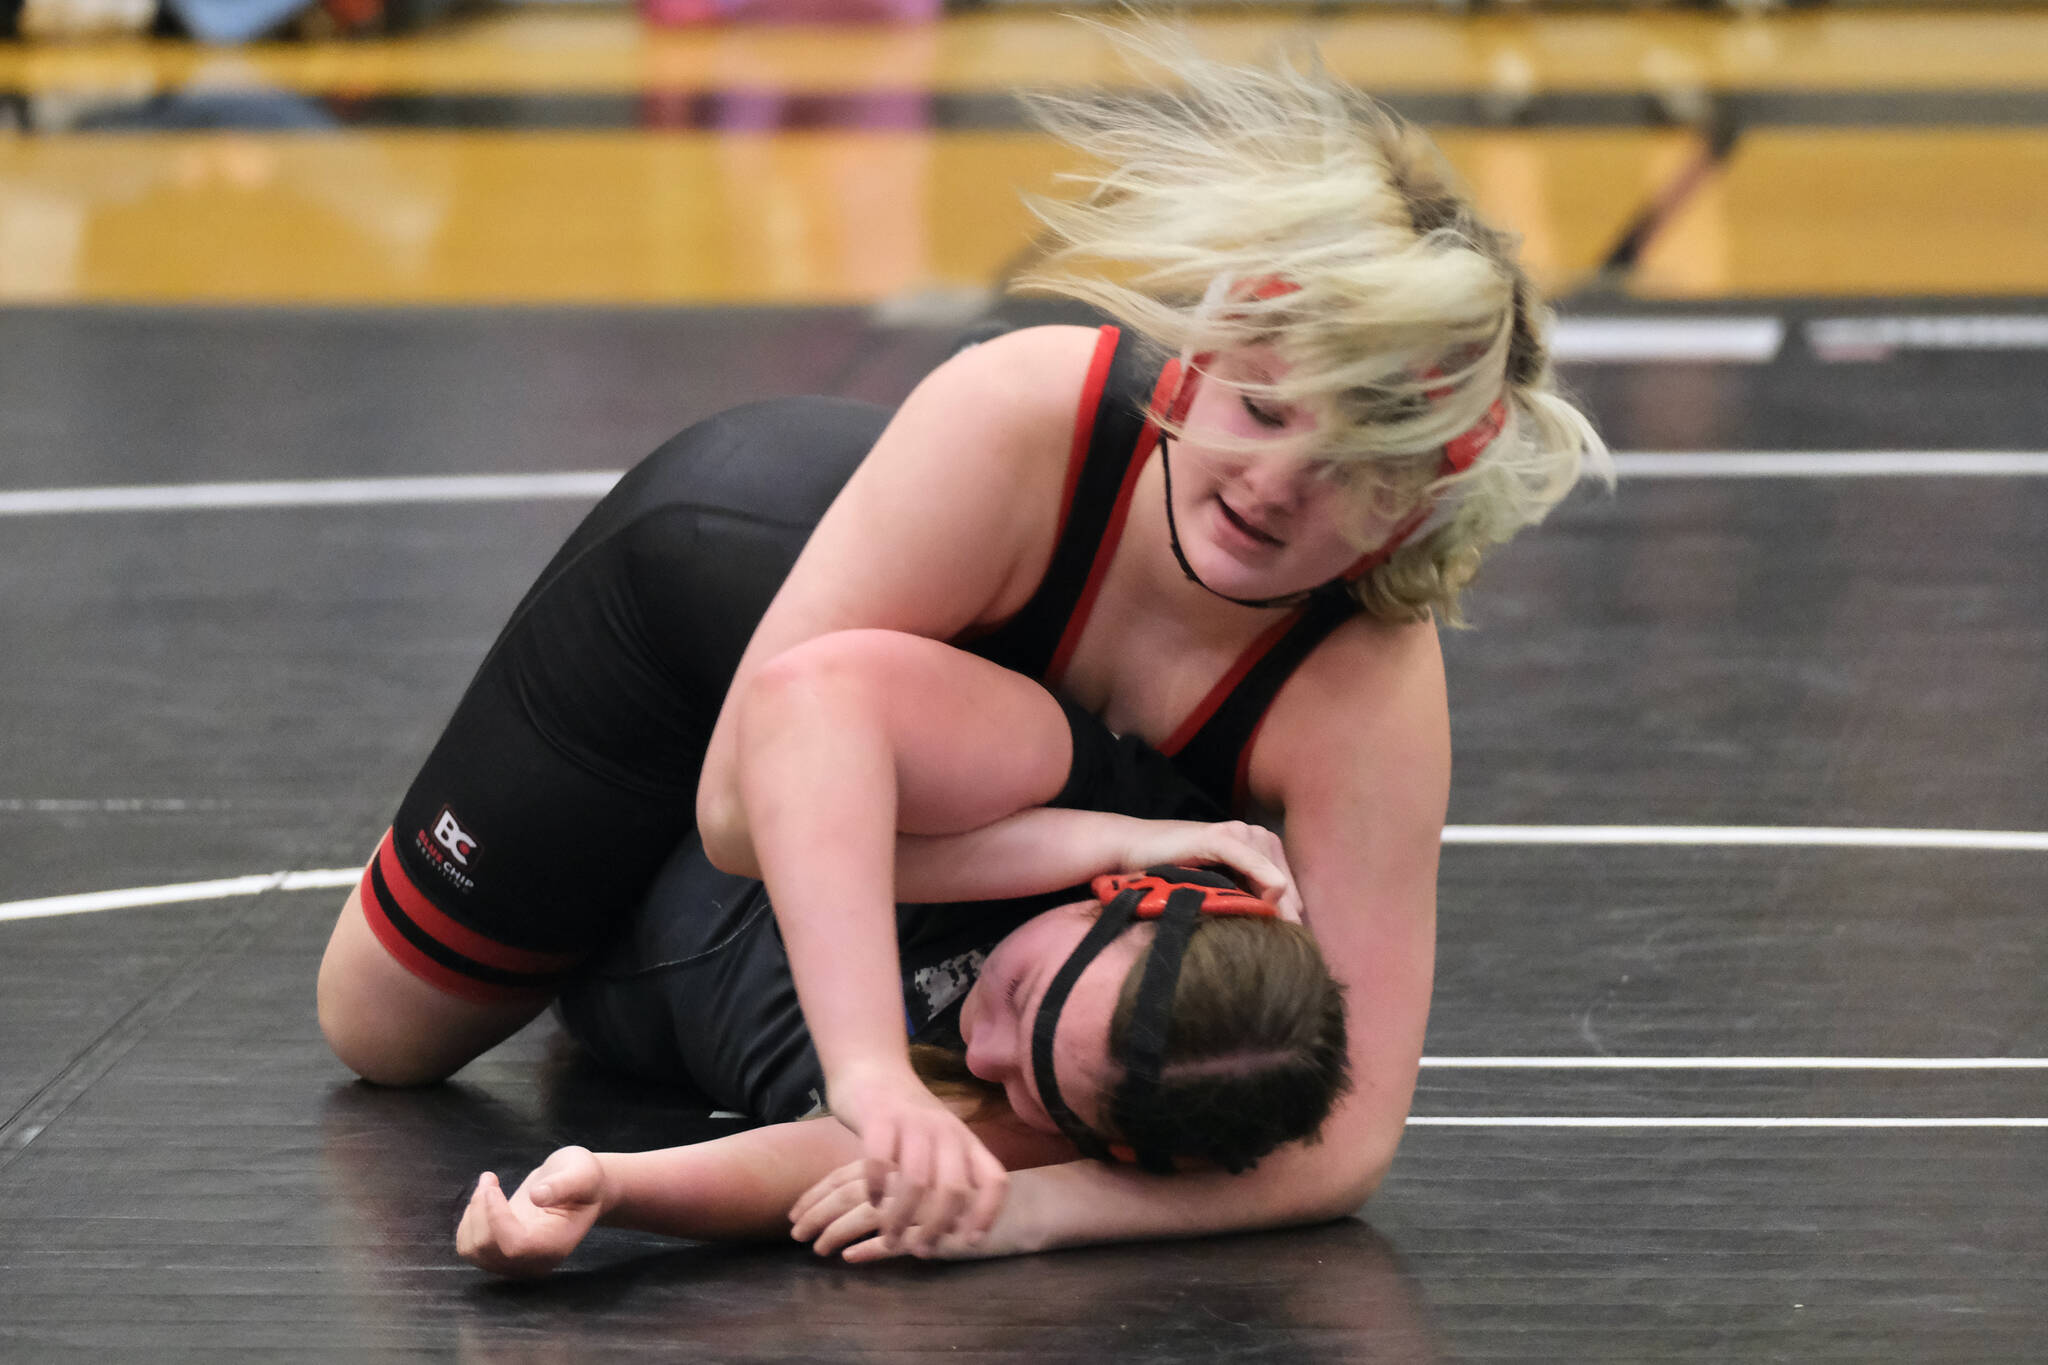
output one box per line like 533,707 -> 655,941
432,807 -> 480,866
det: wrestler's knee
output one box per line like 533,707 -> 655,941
316,897 -> 441,1086
316,885 -> 541,1087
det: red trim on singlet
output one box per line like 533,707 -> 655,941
1156,608 -> 1305,758
1232,713 -> 1271,813
1044,360 -> 1184,688
357,862 -> 537,1005
1058,327 -> 1122,533
372,831 -> 580,975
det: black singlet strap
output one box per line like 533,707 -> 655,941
964,327 -> 1165,680
1166,589 -> 1355,810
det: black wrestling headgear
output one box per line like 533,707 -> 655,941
1028,865 -> 1281,1173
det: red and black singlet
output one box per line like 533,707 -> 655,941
966,326 -> 1355,814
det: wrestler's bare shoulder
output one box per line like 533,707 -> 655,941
845,324 -> 1109,621
911,323 -> 1108,453
1249,613 -> 1451,813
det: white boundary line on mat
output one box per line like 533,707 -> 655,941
5,822 -> 2045,923
1416,1056 -> 2048,1070
1440,825 -> 2048,851
0,868 -> 359,923
11,865 -> 2045,1101
0,472 -> 623,516
6,452 -> 2048,517
1407,1117 -> 2048,1129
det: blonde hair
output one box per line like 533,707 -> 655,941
1014,24 -> 1611,625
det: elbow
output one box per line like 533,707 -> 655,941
1305,1167 -> 1385,1223
1274,1140 -> 1390,1225
705,634 -> 889,874
696,747 -> 760,877
696,792 -> 760,878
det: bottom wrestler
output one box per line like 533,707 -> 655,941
460,867 -> 1351,1274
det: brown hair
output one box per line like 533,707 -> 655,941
1103,915 -> 1350,1173
910,914 -> 1352,1172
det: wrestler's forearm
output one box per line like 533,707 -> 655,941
734,651 -> 915,1097
1003,1116 -> 1392,1254
893,808 -> 1143,902
596,1121 -> 863,1242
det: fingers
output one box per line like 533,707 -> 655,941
862,1117 -> 899,1208
801,1174 -> 950,1262
1202,844 -> 1292,917
881,1126 -> 939,1247
961,1145 -> 1010,1243
482,1172 -> 527,1253
788,1160 -> 864,1230
833,1081 -> 1003,1251
455,1168 -> 583,1279
1250,828 -> 1304,923
884,1115 -> 1004,1252
821,1129 -> 1001,1254
791,1163 -> 1007,1264
1129,820 -> 1304,922
898,1136 -> 969,1253
814,1188 -> 886,1258
838,1233 -> 908,1265
1210,823 -> 1302,923
455,1172 -> 525,1275
454,1172 -> 496,1263
790,1167 -> 876,1252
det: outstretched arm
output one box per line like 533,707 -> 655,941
456,1110 -> 1074,1277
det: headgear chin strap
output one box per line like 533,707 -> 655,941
1028,866 -> 1280,1173
1157,274 -> 1509,609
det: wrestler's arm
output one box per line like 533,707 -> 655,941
731,625 -> 1301,1249
685,326 -> 1104,1248
807,620 -> 1447,1259
737,628 -> 1301,907
456,1107 -> 1074,1277
697,323 -> 1289,1248
696,324 -> 1096,874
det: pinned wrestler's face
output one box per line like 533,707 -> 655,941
956,902 -> 1137,1139
1168,346 -> 1399,598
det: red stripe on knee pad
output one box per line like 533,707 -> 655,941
375,832 -> 581,974
354,831 -> 572,1005
357,870 -> 539,1005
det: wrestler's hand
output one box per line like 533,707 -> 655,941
455,1146 -> 609,1279
791,1160 -> 1035,1263
1119,819 -> 1303,922
824,1065 -> 1008,1253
